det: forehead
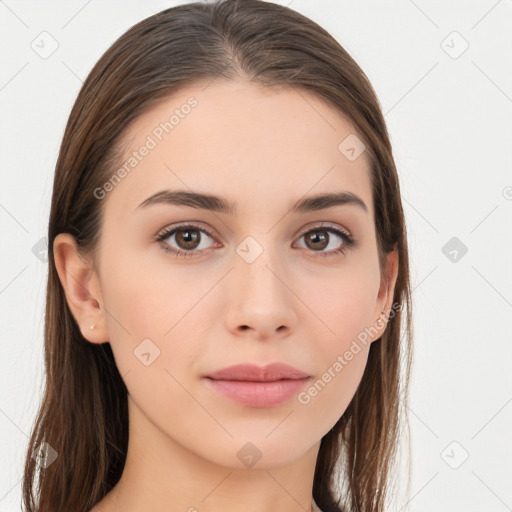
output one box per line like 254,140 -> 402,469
104,79 -> 374,221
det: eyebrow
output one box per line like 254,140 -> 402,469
136,189 -> 368,215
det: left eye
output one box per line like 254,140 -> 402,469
295,225 -> 354,256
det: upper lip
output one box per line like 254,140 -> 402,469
204,363 -> 310,382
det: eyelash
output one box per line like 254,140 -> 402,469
154,222 -> 357,259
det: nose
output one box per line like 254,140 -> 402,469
224,245 -> 298,340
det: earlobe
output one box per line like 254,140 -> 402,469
53,233 -> 108,344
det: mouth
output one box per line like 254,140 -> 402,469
202,362 -> 312,407
204,362 -> 310,382
203,376 -> 311,408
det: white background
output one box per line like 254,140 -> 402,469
1,1 -> 511,510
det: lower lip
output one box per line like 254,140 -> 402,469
203,377 -> 311,408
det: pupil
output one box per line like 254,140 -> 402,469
308,231 -> 327,250
178,229 -> 199,249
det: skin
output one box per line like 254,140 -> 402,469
54,78 -> 398,512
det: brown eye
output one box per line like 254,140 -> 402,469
155,224 -> 219,258
174,228 -> 201,250
303,230 -> 329,251
296,225 -> 356,258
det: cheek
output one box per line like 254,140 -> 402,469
297,341 -> 370,438
101,245 -> 216,335
295,263 -> 378,413
99,261 -> 208,434
300,260 -> 380,343
298,279 -> 375,426
99,250 -> 217,377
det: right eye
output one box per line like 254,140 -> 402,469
154,223 -> 221,258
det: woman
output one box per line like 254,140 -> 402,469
22,1 -> 413,511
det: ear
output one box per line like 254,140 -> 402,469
53,233 -> 108,344
369,249 -> 399,343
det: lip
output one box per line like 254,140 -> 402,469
203,363 -> 311,408
204,362 -> 310,381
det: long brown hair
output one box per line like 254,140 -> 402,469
22,1 -> 413,510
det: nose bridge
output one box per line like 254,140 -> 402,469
235,232 -> 287,301
225,232 -> 297,336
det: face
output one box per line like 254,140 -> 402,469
56,78 -> 398,471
